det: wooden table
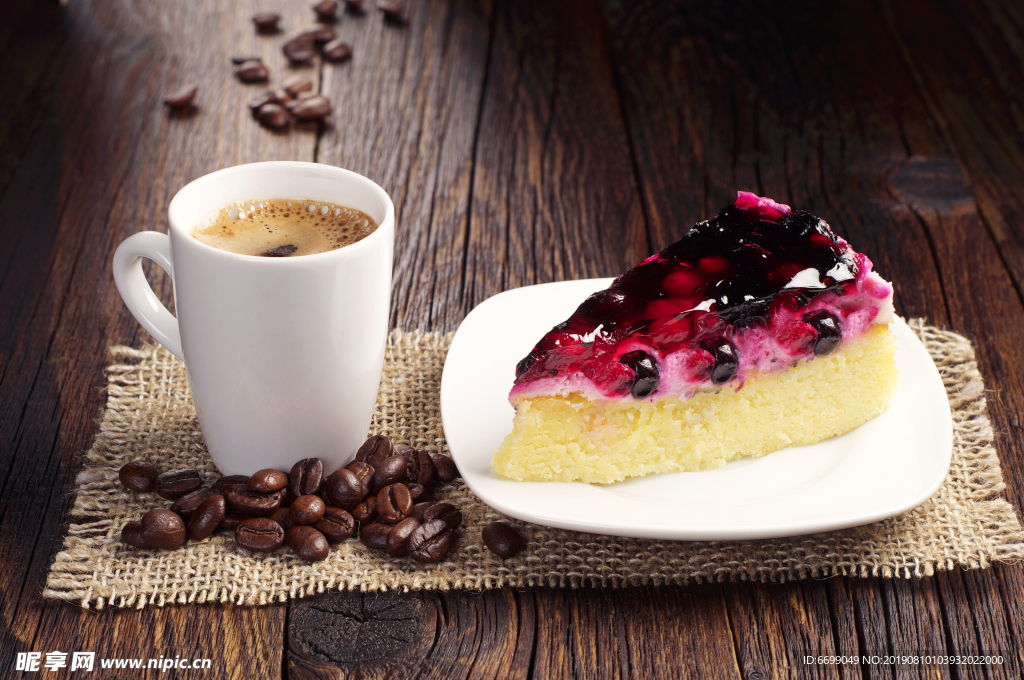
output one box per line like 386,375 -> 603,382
4,0 -> 1024,677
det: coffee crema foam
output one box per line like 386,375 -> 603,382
191,198 -> 378,257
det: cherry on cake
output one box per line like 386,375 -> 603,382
492,192 -> 898,484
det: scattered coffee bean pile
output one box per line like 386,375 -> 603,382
164,1 -> 406,120
119,434 -> 523,564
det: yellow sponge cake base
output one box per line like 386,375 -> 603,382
492,324 -> 898,484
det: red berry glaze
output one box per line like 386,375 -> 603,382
511,192 -> 893,401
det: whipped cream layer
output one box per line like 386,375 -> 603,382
510,192 -> 894,403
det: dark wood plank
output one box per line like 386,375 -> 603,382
725,582 -> 844,680
615,585 -> 739,679
0,0 -> 319,674
314,0 -> 495,333
464,0 -> 648,304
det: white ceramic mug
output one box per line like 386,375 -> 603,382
113,161 -> 395,475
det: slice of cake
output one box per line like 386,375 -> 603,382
493,192 -> 898,483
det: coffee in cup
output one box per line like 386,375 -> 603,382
191,198 -> 378,257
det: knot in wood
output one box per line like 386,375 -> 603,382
290,592 -> 423,664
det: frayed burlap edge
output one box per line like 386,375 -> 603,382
43,320 -> 1024,610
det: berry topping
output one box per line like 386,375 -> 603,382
619,351 -> 660,398
510,192 -> 892,400
804,310 -> 842,356
700,338 -> 739,384
515,354 -> 536,378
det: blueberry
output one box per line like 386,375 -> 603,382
700,338 -> 738,384
576,289 -> 633,325
803,310 -> 842,355
619,351 -> 659,398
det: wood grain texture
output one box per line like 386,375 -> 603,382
5,0 -> 1024,677
315,0 -> 495,333
464,0 -> 647,306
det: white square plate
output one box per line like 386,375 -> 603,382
440,278 -> 953,540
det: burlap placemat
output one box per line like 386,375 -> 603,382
44,320 -> 1024,609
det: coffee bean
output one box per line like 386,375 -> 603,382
429,452 -> 459,483
248,468 -> 289,493
412,501 -> 433,523
322,39 -> 352,62
313,0 -> 338,21
408,519 -> 456,563
371,455 -> 408,493
351,496 -> 377,524
316,507 -> 355,542
290,494 -> 326,525
355,434 -> 393,469
359,522 -> 391,550
235,60 -> 269,83
290,95 -> 331,121
154,469 -> 203,500
378,1 -> 403,23
423,502 -> 462,530
283,75 -> 314,97
255,103 -> 292,131
187,494 -> 226,541
346,461 -> 374,497
482,522 -> 524,558
212,475 -> 249,493
287,525 -> 330,561
225,488 -> 282,516
249,89 -> 290,114
163,85 -> 197,108
119,461 -> 159,493
324,468 -> 365,510
269,507 -> 295,532
235,518 -> 285,553
289,458 -> 324,497
407,483 -> 430,503
252,12 -> 281,32
121,521 -> 148,548
219,512 -> 247,532
298,26 -> 336,44
399,447 -> 434,487
282,36 -> 317,63
232,55 -> 262,65
386,517 -> 420,557
377,483 -> 413,524
169,487 -> 215,518
140,508 -> 187,550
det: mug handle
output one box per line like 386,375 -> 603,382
112,231 -> 184,360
